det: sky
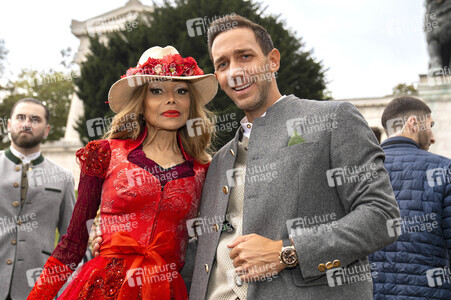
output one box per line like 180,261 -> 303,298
0,0 -> 428,100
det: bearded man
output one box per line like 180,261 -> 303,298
0,98 -> 75,300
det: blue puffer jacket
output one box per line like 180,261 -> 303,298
369,137 -> 451,299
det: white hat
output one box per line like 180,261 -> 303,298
108,46 -> 217,113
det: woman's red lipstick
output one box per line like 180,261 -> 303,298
162,110 -> 180,117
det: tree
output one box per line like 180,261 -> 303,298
392,83 -> 418,96
75,0 -> 329,148
0,69 -> 74,149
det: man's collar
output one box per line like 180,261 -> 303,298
7,146 -> 44,165
381,136 -> 420,149
240,95 -> 287,138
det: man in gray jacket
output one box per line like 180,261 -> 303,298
0,98 -> 75,300
188,15 -> 400,300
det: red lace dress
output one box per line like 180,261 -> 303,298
28,128 -> 209,300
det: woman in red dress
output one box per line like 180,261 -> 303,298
28,46 -> 218,300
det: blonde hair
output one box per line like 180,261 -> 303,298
104,81 -> 214,164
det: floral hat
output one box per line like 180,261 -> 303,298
108,46 -> 218,113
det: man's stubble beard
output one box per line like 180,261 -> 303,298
418,129 -> 431,151
235,77 -> 271,113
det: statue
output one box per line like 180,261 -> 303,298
425,0 -> 451,75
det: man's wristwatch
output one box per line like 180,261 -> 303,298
279,245 -> 298,269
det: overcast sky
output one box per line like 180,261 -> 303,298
0,0 -> 427,99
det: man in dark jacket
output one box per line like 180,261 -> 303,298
369,96 -> 451,299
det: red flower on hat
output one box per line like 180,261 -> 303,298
120,54 -> 204,79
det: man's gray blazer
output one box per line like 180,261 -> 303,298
189,95 -> 400,299
0,149 -> 75,300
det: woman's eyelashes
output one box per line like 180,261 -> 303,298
149,88 -> 163,95
148,86 -> 188,95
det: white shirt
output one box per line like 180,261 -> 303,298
240,95 -> 286,138
10,146 -> 41,164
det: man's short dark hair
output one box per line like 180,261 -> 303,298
207,14 -> 274,61
381,96 -> 431,130
10,98 -> 50,124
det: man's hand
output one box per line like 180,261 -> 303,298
91,229 -> 103,257
228,233 -> 285,282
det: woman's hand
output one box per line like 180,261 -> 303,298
91,229 -> 103,257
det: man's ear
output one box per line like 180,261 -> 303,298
406,115 -> 419,133
44,124 -> 51,139
268,48 -> 281,73
214,71 -> 224,91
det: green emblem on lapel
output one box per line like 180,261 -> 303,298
288,130 -> 306,146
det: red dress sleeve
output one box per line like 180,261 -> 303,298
28,140 -> 110,300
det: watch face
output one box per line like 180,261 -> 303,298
282,249 -> 297,265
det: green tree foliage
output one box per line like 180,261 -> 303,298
392,83 -> 418,96
75,0 -> 328,148
0,69 -> 74,149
